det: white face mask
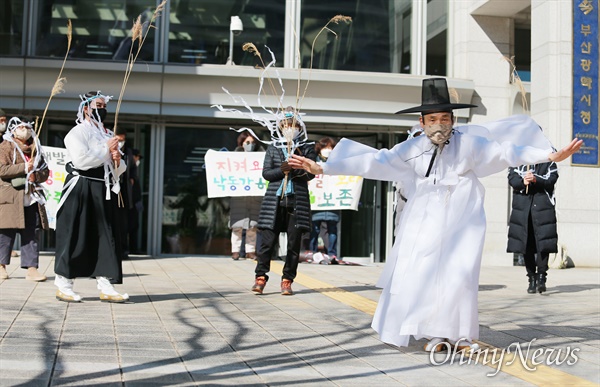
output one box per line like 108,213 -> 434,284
282,126 -> 300,142
0,122 -> 6,133
135,160 -> 141,167
320,148 -> 332,159
118,140 -> 125,149
243,142 -> 255,152
14,126 -> 32,141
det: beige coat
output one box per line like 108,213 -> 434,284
0,140 -> 50,230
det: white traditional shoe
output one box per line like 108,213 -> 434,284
56,289 -> 82,302
424,337 -> 448,352
449,338 -> 480,352
97,277 -> 129,303
54,275 -> 81,302
99,292 -> 129,303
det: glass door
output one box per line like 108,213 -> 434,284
160,125 -> 238,255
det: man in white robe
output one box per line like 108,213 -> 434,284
288,78 -> 582,352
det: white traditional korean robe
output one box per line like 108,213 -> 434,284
323,115 -> 553,347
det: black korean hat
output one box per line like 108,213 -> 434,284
395,78 -> 477,115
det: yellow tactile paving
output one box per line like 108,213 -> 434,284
270,261 -> 598,387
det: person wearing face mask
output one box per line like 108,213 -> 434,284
53,91 -> 130,303
309,137 -> 341,262
0,117 -> 50,281
288,77 -> 583,352
129,149 -> 143,253
0,108 -> 7,142
114,132 -> 138,258
507,160 -> 558,294
251,107 -> 317,296
229,132 -> 264,260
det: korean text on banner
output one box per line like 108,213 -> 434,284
308,174 -> 363,211
40,146 -> 68,229
205,150 -> 267,198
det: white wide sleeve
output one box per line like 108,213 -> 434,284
457,115 -> 554,178
64,127 -> 111,170
469,135 -> 551,178
322,138 -> 413,182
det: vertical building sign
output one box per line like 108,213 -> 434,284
573,0 -> 600,166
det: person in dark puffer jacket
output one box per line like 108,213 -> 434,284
507,161 -> 558,294
252,108 -> 317,296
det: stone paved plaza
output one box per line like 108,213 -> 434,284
0,254 -> 598,386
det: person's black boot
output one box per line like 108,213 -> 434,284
527,275 -> 537,294
536,273 -> 547,294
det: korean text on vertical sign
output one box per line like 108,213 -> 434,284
40,146 -> 68,229
308,174 -> 363,211
573,0 -> 599,166
205,150 -> 266,198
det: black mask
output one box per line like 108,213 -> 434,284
93,108 -> 107,122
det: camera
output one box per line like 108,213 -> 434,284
230,16 -> 243,36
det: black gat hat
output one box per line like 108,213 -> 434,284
395,78 -> 477,115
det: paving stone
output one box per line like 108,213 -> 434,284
1,255 -> 597,386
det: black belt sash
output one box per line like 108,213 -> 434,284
66,162 -> 105,179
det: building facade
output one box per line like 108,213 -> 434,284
1,0 -> 598,266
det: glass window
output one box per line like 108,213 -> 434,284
300,0 -> 412,73
426,0 -> 447,76
514,28 -> 531,82
34,0 -> 157,61
168,0 -> 285,65
161,126 -> 238,255
0,0 -> 25,55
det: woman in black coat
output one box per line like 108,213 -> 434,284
507,161 -> 558,294
252,111 -> 317,296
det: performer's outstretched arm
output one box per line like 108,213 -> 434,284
549,138 -> 583,162
289,138 -> 583,176
288,154 -> 322,175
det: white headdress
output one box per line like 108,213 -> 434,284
211,47 -> 311,155
76,90 -> 113,128
3,117 -> 47,198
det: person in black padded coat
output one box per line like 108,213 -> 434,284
507,161 -> 558,294
251,107 -> 317,296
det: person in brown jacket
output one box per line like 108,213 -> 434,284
0,117 -> 50,281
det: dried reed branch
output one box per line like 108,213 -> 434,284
448,87 -> 460,103
243,43 -> 283,114
503,55 -> 528,112
280,125 -> 296,197
30,116 -> 40,157
113,0 -> 167,207
114,0 -> 167,132
298,15 -> 352,111
37,20 -> 72,138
